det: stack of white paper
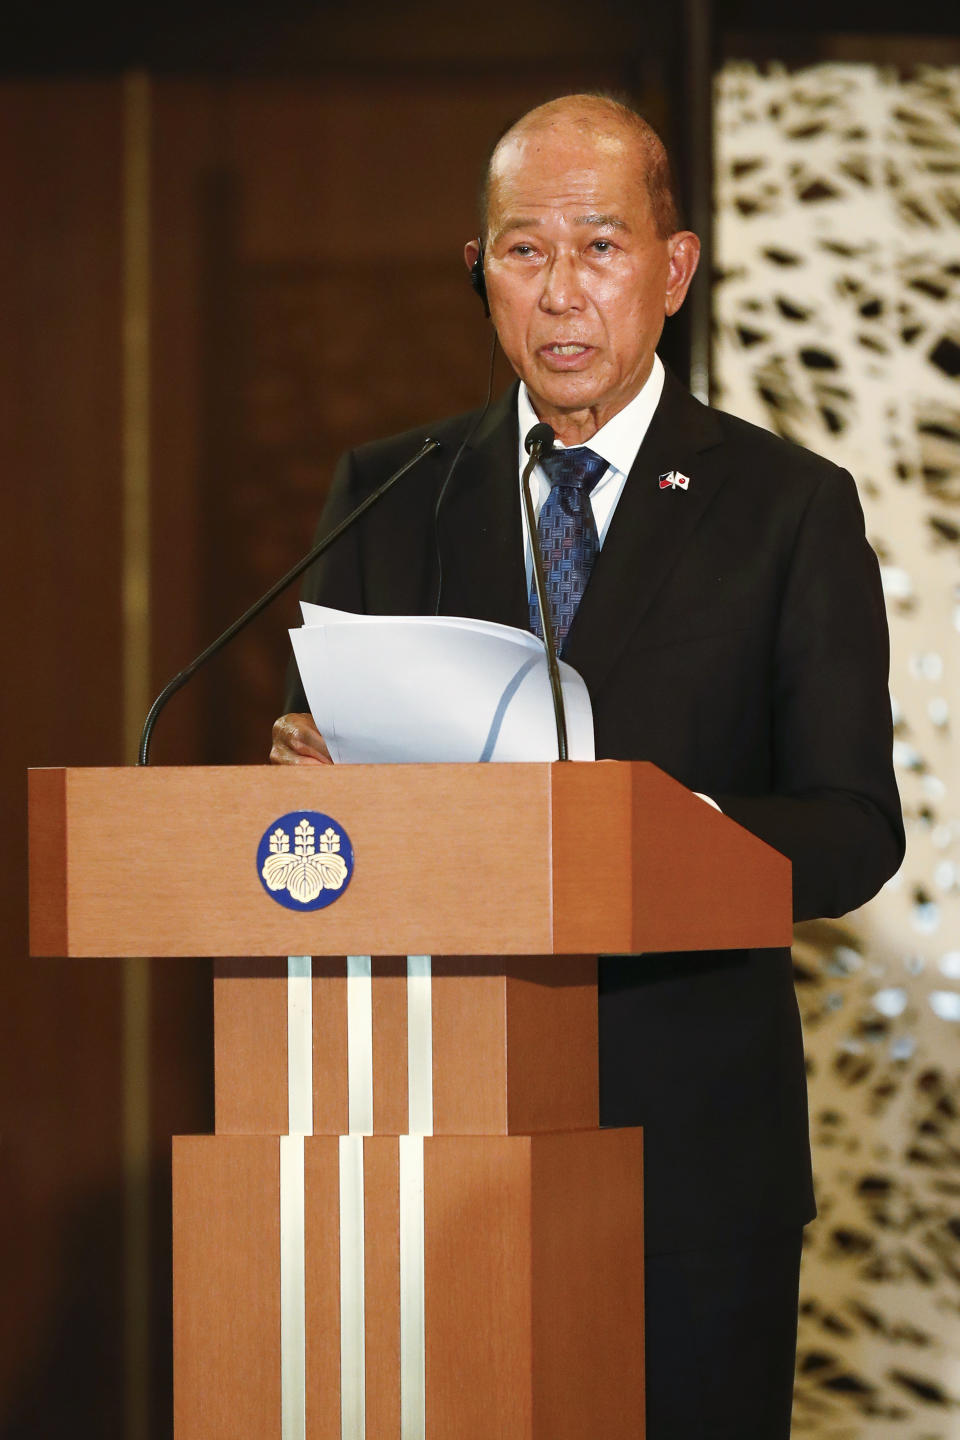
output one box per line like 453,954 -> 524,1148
290,603 -> 595,764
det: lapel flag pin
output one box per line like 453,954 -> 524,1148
659,470 -> 690,491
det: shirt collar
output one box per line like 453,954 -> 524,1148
517,353 -> 665,477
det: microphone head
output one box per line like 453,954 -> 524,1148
524,421 -> 556,455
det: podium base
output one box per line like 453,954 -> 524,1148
173,1129 -> 645,1439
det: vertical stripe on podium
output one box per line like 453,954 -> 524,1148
399,1135 -> 426,1440
339,1133 -> 366,1439
287,955 -> 314,1137
401,956 -> 432,1439
281,956 -> 313,1440
341,956 -> 373,1438
347,956 -> 374,1136
406,956 -> 433,1138
282,954 -> 433,1438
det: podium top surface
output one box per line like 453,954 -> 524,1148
28,761 -> 791,957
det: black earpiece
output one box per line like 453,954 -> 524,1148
469,238 -> 489,317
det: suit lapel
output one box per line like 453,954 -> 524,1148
435,383 -> 530,629
433,372 -> 732,689
563,372 -> 729,693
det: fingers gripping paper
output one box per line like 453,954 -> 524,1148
290,604 -> 595,764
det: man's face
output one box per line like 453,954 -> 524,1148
466,121 -> 699,440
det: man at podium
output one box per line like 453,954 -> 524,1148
271,93 -> 903,1439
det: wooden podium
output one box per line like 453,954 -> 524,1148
28,761 -> 791,1440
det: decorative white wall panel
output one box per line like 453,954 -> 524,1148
715,62 -> 960,1437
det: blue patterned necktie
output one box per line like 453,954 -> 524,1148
529,446 -> 608,649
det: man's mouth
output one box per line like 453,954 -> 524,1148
542,343 -> 590,356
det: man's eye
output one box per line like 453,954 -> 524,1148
591,239 -> 614,253
510,243 -> 535,256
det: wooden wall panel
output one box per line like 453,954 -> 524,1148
148,82 -> 222,765
0,80 -> 127,1434
0,80 -> 213,1439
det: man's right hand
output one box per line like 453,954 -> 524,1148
270,713 -> 333,765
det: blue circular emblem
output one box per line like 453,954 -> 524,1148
256,811 -> 354,911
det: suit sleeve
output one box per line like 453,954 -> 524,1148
715,466 -> 905,921
283,450 -> 366,714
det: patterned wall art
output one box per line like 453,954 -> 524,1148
714,61 -> 960,1438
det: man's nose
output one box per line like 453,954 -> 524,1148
539,252 -> 585,312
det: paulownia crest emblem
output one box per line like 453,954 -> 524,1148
256,811 -> 354,910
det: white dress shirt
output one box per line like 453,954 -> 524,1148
514,354 -> 720,813
516,353 -> 665,590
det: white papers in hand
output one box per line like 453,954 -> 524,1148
290,603 -> 595,764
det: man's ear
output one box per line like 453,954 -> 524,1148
664,231 -> 701,317
464,238 -> 481,271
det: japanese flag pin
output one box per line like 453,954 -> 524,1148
659,470 -> 690,491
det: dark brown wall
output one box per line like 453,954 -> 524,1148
0,82 -> 127,1432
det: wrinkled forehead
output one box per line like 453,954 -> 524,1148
486,121 -> 652,230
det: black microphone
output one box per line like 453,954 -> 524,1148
138,436 -> 441,765
525,421 -> 556,455
520,421 -> 570,762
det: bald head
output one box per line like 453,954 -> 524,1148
481,94 -> 680,241
466,91 -> 700,443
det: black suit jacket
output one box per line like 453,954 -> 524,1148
287,370 -> 904,1254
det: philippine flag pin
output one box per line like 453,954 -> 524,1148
659,470 -> 691,491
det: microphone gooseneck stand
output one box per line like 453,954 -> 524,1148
137,436 -> 440,766
520,421 -> 569,762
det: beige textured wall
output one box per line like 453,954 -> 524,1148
714,62 -> 960,1437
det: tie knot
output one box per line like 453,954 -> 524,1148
540,446 -> 607,493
